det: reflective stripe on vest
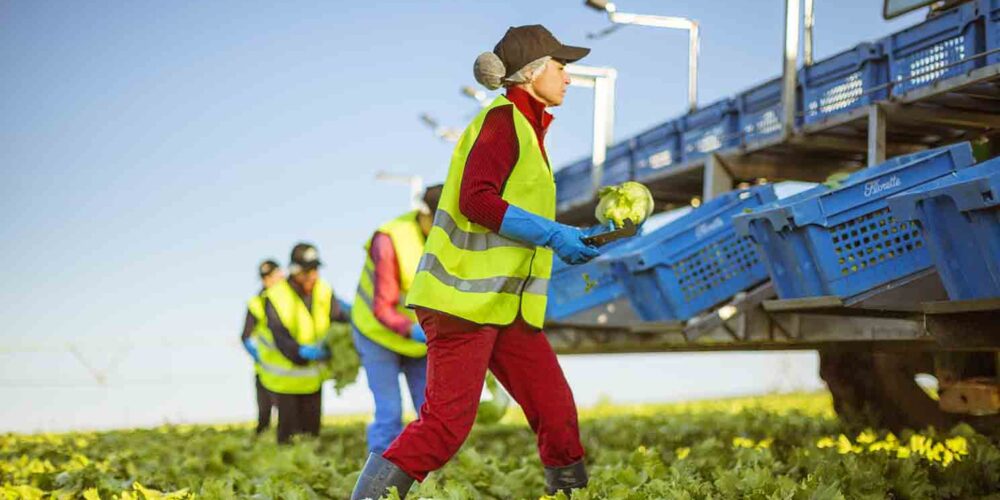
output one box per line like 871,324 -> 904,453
432,209 -> 530,251
351,211 -> 427,358
415,253 -> 549,296
256,279 -> 332,394
258,359 -> 321,379
405,95 -> 555,328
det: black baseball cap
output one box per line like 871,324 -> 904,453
289,242 -> 322,273
258,259 -> 280,278
422,183 -> 444,214
494,25 -> 590,79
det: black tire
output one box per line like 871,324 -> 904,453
819,349 -> 1000,437
819,349 -> 884,428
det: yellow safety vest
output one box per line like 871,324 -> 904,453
351,211 -> 428,358
247,293 -> 267,376
256,279 -> 332,395
406,95 -> 555,328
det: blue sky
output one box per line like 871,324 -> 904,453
0,1 -> 927,429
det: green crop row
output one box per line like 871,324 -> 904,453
2,393 -> 998,499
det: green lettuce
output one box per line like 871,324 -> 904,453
595,181 -> 654,227
322,322 -> 361,395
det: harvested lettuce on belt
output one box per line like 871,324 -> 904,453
595,181 -> 654,227
823,171 -> 851,190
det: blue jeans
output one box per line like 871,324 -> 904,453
352,327 -> 428,455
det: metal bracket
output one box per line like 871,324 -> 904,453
868,103 -> 887,167
702,153 -> 735,201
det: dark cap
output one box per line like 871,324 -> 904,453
258,259 -> 280,278
421,183 -> 444,214
289,242 -> 322,274
494,25 -> 590,78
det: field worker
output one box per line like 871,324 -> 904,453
352,25 -> 606,498
240,259 -> 285,435
258,242 -> 351,444
351,184 -> 444,455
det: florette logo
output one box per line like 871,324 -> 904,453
695,217 -> 725,239
864,175 -> 901,197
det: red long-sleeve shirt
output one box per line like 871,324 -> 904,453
368,231 -> 415,336
458,86 -> 553,232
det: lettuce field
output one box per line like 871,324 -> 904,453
3,392 -> 999,499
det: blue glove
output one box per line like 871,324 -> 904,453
499,205 -> 600,265
298,342 -> 330,361
409,323 -> 426,343
242,338 -> 261,363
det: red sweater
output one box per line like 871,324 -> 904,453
458,86 -> 553,232
367,232 -> 415,337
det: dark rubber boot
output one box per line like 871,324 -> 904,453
351,453 -> 415,500
544,460 -> 588,495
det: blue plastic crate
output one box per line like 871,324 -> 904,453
883,1 -> 985,96
732,143 -> 975,300
681,98 -> 739,163
614,186 -> 778,321
555,157 -> 593,212
547,236 -> 648,321
736,77 -> 799,145
633,120 -> 682,182
887,157 -> 1000,299
984,0 -> 1000,65
801,43 -> 888,125
601,140 -> 634,187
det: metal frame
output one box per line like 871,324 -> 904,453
782,0 -> 800,138
545,282 -> 1000,355
567,64 -> 619,195
550,53 -> 1000,356
557,61 -> 1000,226
587,1 -> 700,111
803,0 -> 815,67
703,153 -> 734,201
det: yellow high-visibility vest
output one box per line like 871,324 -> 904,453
406,95 -> 555,328
351,211 -> 427,357
256,279 -> 332,394
247,294 -> 267,376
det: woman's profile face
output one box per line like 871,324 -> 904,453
530,59 -> 570,107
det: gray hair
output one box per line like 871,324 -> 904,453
474,53 -> 551,90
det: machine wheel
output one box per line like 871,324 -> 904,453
819,349 -> 1000,437
818,349 -> 885,428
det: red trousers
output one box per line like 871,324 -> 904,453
382,308 -> 585,481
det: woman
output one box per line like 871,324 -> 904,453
352,24 -> 603,499
350,185 -> 442,455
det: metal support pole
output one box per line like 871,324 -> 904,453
591,86 -> 607,192
781,0 -> 800,138
688,22 -> 700,111
703,154 -> 734,201
68,345 -> 107,386
803,0 -> 815,66
604,10 -> 700,111
868,103 -> 887,167
568,64 -> 618,195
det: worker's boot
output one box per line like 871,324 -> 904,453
351,453 -> 414,500
544,460 -> 589,495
